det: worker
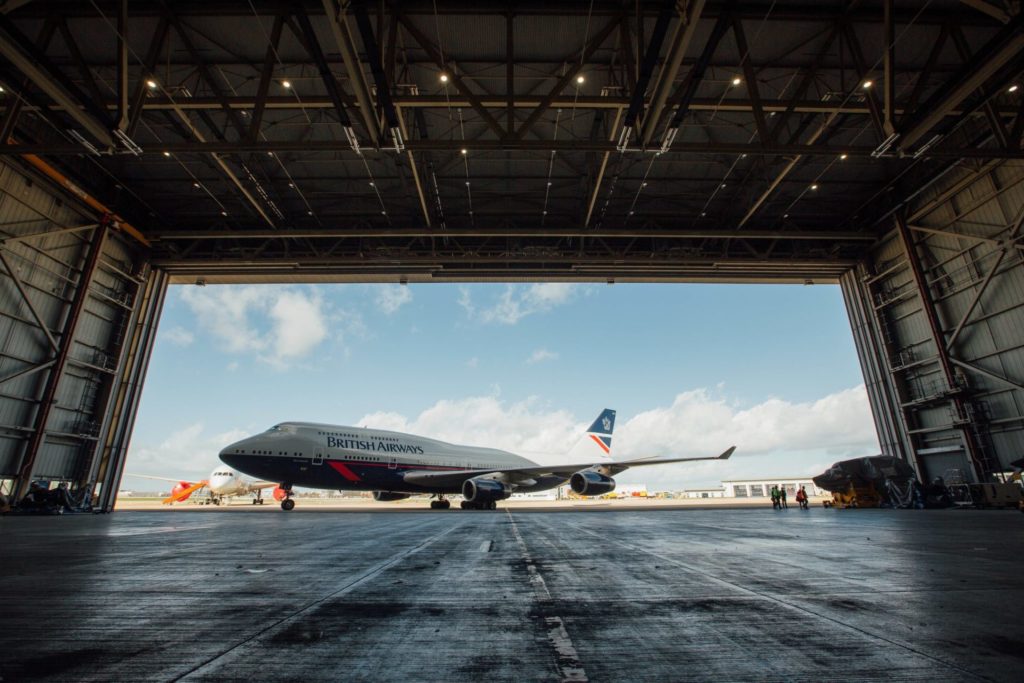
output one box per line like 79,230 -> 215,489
770,484 -> 780,509
796,485 -> 809,510
780,486 -> 788,509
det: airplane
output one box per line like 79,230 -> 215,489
219,409 -> 734,511
124,467 -> 286,505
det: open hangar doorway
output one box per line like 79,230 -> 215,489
1,1 -> 1023,509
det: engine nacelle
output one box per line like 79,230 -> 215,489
372,491 -> 411,502
462,478 -> 511,503
570,470 -> 616,496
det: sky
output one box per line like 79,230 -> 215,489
124,282 -> 880,491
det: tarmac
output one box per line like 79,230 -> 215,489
1,507 -> 1021,682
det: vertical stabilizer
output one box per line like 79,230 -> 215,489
568,408 -> 616,461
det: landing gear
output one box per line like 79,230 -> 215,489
281,498 -> 295,511
253,490 -> 265,505
429,497 -> 451,510
459,500 -> 498,510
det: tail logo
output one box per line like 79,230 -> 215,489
602,416 -> 612,432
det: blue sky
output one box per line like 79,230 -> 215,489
125,283 -> 879,490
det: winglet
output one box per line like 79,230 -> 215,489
718,446 -> 736,460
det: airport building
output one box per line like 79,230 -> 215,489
722,478 -> 827,498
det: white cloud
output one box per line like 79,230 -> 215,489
525,348 -> 558,364
163,326 -> 194,347
375,285 -> 413,314
358,386 -> 880,489
460,283 -> 584,325
125,422 -> 249,482
466,357 -> 479,369
179,285 -> 330,368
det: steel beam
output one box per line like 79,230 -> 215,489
249,15 -> 285,141
620,0 -> 674,145
640,0 -> 705,146
323,0 -> 381,143
0,249 -> 59,352
945,248 -> 1007,350
898,14 -> 1024,151
0,16 -> 114,148
12,226 -> 106,502
662,11 -> 731,133
513,16 -> 619,141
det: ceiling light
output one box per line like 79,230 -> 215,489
439,73 -> 449,83
192,182 -> 200,188
721,183 -> 727,188
1009,84 -> 1019,93
861,79 -> 873,89
267,152 -> 274,157
307,210 -> 313,215
783,213 -> 789,218
162,151 -> 171,157
460,148 -> 467,155
288,182 -> 295,188
740,153 -> 747,158
628,210 -> 634,215
381,211 -> 387,216
840,153 -> 848,160
221,210 -> 227,216
576,75 -> 585,85
282,80 -> 292,89
731,76 -> 742,86
700,212 -> 706,217
641,182 -> 648,187
369,181 -> 375,187
0,86 -> 5,93
146,79 -> 158,90
810,183 -> 819,190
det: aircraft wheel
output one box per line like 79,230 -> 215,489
488,501 -> 497,510
441,500 -> 451,510
281,498 -> 295,511
430,500 -> 440,510
460,501 -> 470,510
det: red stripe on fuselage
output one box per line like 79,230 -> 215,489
328,461 -> 362,481
589,434 -> 610,453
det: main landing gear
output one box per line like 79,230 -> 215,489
460,500 -> 498,510
280,485 -> 295,511
429,496 -> 451,510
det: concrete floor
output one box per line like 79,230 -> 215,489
0,509 -> 1021,682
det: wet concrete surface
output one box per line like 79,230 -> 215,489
0,508 -> 1021,682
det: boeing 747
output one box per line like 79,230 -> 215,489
219,409 -> 733,510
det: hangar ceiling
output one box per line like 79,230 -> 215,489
0,0 -> 1021,282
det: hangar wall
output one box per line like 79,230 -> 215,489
842,160 -> 1024,484
0,158 -> 163,509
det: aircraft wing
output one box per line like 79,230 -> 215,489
402,447 -> 734,488
125,473 -> 194,484
249,481 -> 280,490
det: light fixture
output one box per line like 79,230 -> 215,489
721,183 -> 727,188
288,182 -> 295,188
439,73 -> 449,83
810,183 -> 819,190
840,153 -> 848,160
547,181 -> 552,186
369,181 -> 375,187
731,76 -> 742,86
460,148 -> 468,155
282,79 -> 292,89
162,151 -> 171,157
740,153 -> 747,158
700,211 -> 706,217
861,79 -> 873,89
381,210 -> 387,216
307,210 -> 313,215
267,152 -> 274,157
192,181 -> 200,188
641,182 -> 648,187
146,79 -> 158,90
0,86 -> 5,93
783,213 -> 789,218
628,210 -> 634,215
220,210 -> 227,216
576,75 -> 585,85
1009,84 -> 1019,93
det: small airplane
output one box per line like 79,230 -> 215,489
219,409 -> 734,511
124,467 -> 286,505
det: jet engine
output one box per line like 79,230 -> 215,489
170,481 -> 194,500
570,470 -> 616,496
373,491 -> 411,502
462,478 -> 511,503
272,486 -> 288,502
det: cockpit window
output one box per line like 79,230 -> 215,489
266,425 -> 282,432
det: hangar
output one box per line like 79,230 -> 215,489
0,0 -> 1022,512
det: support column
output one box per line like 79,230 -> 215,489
12,225 -> 107,501
895,214 -> 988,480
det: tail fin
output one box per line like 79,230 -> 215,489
568,409 -> 616,461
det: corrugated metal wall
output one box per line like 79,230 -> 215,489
843,160 -> 1024,483
0,158 -> 157,506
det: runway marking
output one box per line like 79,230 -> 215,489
507,510 -> 588,683
551,517 -> 994,683
103,524 -> 217,536
479,540 -> 492,552
171,517 -> 466,682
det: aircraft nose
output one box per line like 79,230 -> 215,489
219,438 -> 249,466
